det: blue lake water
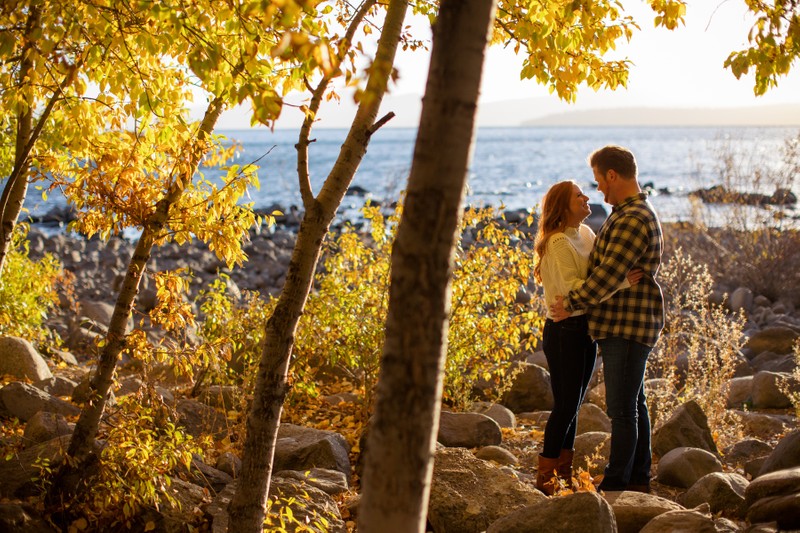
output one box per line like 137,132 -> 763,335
25,126 -> 799,225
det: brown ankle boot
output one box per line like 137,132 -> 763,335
557,449 -> 575,488
536,454 -> 560,496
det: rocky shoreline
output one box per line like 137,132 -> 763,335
1,209 -> 799,532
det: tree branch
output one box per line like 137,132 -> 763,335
367,111 -> 395,137
296,0 -> 378,209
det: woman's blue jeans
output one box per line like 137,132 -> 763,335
597,337 -> 652,491
541,315 -> 597,458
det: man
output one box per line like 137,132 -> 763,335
552,144 -> 664,493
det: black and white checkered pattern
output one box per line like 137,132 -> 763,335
565,193 -> 665,347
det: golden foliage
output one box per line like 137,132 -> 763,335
62,389 -> 205,531
0,224 -> 65,346
293,202 -> 543,412
494,0 -> 686,102
724,0 -> 800,95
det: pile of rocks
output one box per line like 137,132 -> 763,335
1,216 -> 798,532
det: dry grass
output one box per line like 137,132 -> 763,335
677,130 -> 800,302
778,340 -> 800,418
648,247 -> 746,450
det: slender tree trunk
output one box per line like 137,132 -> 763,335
0,6 -> 38,277
0,109 -> 33,277
48,96 -> 226,503
358,1 -> 497,531
226,2 -> 409,531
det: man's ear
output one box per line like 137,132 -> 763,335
606,169 -> 618,182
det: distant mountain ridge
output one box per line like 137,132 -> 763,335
520,104 -> 800,127
215,94 -> 800,130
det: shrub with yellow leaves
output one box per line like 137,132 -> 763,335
0,223 -> 65,347
293,202 -> 542,412
58,387 -> 205,531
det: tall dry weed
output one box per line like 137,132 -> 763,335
778,339 -> 800,418
650,248 -> 746,448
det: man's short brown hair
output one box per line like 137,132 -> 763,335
589,145 -> 637,179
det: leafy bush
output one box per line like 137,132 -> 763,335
293,203 -> 542,411
0,224 -> 65,345
63,389 -> 203,531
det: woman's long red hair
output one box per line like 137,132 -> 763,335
533,180 -> 576,283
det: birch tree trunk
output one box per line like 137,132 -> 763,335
0,6 -> 38,278
358,1 -> 498,531
226,2 -> 409,531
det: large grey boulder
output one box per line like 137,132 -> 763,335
471,402 -> 516,429
639,508 -> 724,533
734,410 -> 793,439
175,398 -> 229,439
680,472 -> 749,518
723,438 -> 773,468
577,402 -> 611,434
729,287 -> 754,313
656,447 -> 723,488
750,351 -> 797,373
652,400 -> 718,458
602,490 -> 683,533
724,376 -> 753,408
744,326 -> 799,355
500,363 -> 553,413
573,431 -> 611,476
747,493 -> 800,531
77,299 -> 133,334
181,454 -> 233,494
0,435 -> 88,498
751,370 -> 797,408
33,375 -> 78,398
198,385 -> 240,410
0,336 -> 52,382
274,423 -> 351,479
516,410 -> 549,429
274,468 -> 349,496
428,447 -> 544,533
475,445 -> 519,466
745,467 -> 800,530
758,430 -> 800,477
214,452 -> 241,479
0,382 -> 80,422
22,411 -> 73,448
438,411 -> 502,448
486,491 -> 616,533
137,477 -> 209,532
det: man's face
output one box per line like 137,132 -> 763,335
592,166 -> 614,206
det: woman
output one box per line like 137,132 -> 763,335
533,180 -> 641,495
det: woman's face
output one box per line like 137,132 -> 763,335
566,183 -> 591,225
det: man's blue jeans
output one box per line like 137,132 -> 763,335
597,337 -> 652,491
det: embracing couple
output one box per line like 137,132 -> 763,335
533,145 -> 665,495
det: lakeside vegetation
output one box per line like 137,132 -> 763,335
2,0 -> 800,531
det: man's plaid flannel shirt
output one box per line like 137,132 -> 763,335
564,192 -> 665,347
